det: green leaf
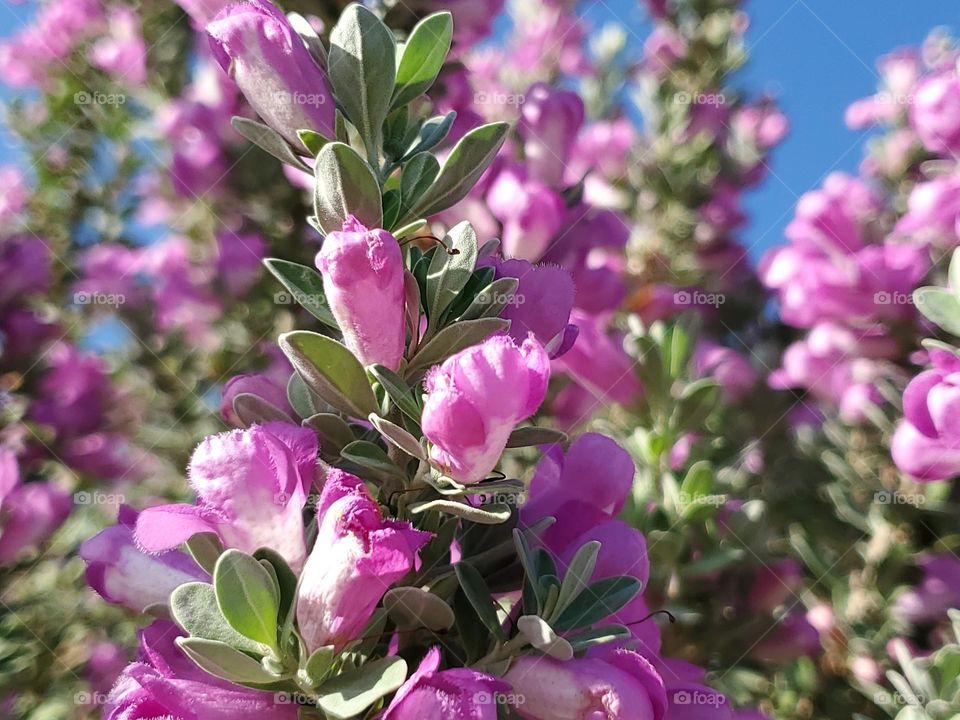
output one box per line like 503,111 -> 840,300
383,587 -> 455,630
170,583 -> 264,655
185,533 -> 223,575
673,378 -> 720,430
213,550 -> 280,649
681,547 -> 745,577
506,426 -> 568,449
382,188 -> 402,230
454,562 -> 506,640
517,615 -> 573,661
426,222 -> 478,326
287,372 -> 323,419
394,219 -> 427,239
340,440 -> 407,480
552,541 -> 600,622
231,117 -> 310,171
368,365 -> 421,421
328,5 -> 396,155
176,638 -> 278,684
297,129 -> 329,156
405,122 -> 509,220
279,332 -> 379,419
458,277 -> 518,322
303,645 -> 336,688
551,576 -> 642,632
233,393 -> 295,427
252,548 -> 298,643
409,499 -> 512,525
407,318 -> 509,373
440,266 -> 495,323
264,258 -> 338,329
303,412 -> 356,459
565,624 -> 632,651
368,413 -> 425,459
399,153 -> 440,219
313,142 -> 382,234
401,112 -> 456,161
915,286 -> 960,336
316,656 -> 408,720
392,12 -> 453,109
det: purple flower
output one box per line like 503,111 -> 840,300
643,26 -> 687,77
519,83 -> 585,188
174,0 -> 233,27
893,553 -> 960,624
752,612 -> 821,664
487,164 -> 566,262
104,620 -> 297,720
422,334 -> 550,484
732,100 -> 789,150
504,650 -> 667,720
89,7 -> 147,85
217,231 -> 266,296
28,343 -> 111,439
382,646 -> 509,719
747,559 -> 802,612
692,341 -> 756,403
911,73 -> 960,155
892,350 -> 960,481
136,423 -> 317,572
0,472 -> 71,565
207,0 -> 335,149
221,350 -> 295,427
296,469 -> 431,652
895,173 -> 960,247
488,258 -> 576,355
0,235 -> 51,306
315,216 -> 406,370
0,165 -> 28,221
80,506 -> 209,612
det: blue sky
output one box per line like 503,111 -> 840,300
0,1 -> 957,259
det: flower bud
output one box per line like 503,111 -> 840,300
296,469 -> 431,652
911,73 -> 960,155
422,334 -> 550,484
519,83 -> 584,188
207,0 -> 335,149
315,216 -> 406,370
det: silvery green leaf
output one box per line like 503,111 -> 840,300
552,541 -> 600,621
426,222 -> 478,324
394,219 -> 427,239
263,258 -> 338,329
170,583 -> 264,655
440,266 -> 495,323
401,112 -> 456,161
368,413 -> 425,459
252,548 -> 298,645
213,550 -> 280,650
409,499 -> 511,525
185,533 -> 223,575
297,129 -> 329,156
382,188 -> 402,230
328,5 -> 396,155
233,393 -> 295,427
408,317 -> 510,373
673,378 -> 720,430
915,286 -> 960,336
176,637 -> 277,684
279,331 -> 379,419
565,624 -> 632,651
459,277 -> 519,322
383,587 -> 455,630
313,142 -> 382,234
506,426 -> 568,449
303,412 -> 355,460
231,117 -> 310,169
288,12 -> 327,68
405,122 -> 509,220
316,656 -> 407,720
551,576 -> 642,632
392,12 -> 452,109
368,364 -> 421,421
399,153 -> 439,220
303,645 -> 336,688
454,562 -> 506,640
287,372 -> 324,419
950,248 -> 960,297
340,440 -> 407,481
517,615 -> 573,661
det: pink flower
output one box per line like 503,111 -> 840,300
504,650 -> 667,720
382,646 -> 509,719
89,7 -> 147,85
895,173 -> 960,247
136,423 -> 317,571
692,341 -> 756,403
487,164 -> 566,261
0,453 -> 71,564
911,73 -> 960,155
892,350 -> 960,481
315,217 -> 406,370
519,83 -> 585,188
296,469 -> 431,652
0,165 -> 28,221
80,506 -> 209,612
221,350 -> 295,427
207,0 -> 335,148
422,334 -> 550,484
